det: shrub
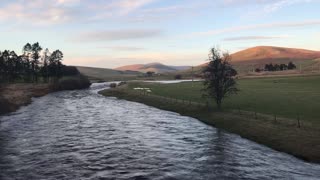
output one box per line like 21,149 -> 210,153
118,81 -> 127,86
110,83 -> 117,88
174,74 -> 182,79
56,75 -> 91,90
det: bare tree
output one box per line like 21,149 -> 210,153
202,47 -> 239,109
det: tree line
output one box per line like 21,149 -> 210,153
0,42 -> 78,83
255,62 -> 297,72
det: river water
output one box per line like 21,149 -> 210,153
0,83 -> 319,180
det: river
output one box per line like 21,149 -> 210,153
0,83 -> 319,180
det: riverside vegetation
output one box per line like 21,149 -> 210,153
99,76 -> 320,163
0,43 -> 91,115
99,49 -> 320,163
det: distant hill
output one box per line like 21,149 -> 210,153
76,66 -> 141,81
187,46 -> 320,75
115,62 -> 191,73
231,46 -> 320,62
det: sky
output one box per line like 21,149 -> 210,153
0,0 -> 319,68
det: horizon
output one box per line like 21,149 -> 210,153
0,0 -> 320,68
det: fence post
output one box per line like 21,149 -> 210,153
274,114 -> 277,123
297,114 -> 301,128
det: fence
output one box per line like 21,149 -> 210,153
127,88 -> 310,130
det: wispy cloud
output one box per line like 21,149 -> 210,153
0,0 -> 157,25
245,0 -> 315,17
0,0 -> 84,25
106,46 -> 146,51
223,35 -> 291,41
72,29 -> 163,42
263,0 -> 313,14
188,20 -> 320,37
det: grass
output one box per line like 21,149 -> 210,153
98,75 -> 320,163
127,75 -> 320,125
76,66 -> 141,81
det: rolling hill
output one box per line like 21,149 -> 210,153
186,46 -> 320,75
115,62 -> 191,73
231,46 -> 320,62
76,66 -> 141,81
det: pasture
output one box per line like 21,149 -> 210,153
128,75 -> 320,124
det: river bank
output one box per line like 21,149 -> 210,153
99,85 -> 320,163
1,84 -> 319,179
0,75 -> 91,115
0,83 -> 52,115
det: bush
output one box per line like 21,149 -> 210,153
56,75 -> 91,90
61,66 -> 80,76
255,68 -> 261,73
118,81 -> 127,86
174,74 -> 182,79
110,83 -> 117,88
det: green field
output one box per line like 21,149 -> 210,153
128,75 -> 320,124
100,75 -> 320,162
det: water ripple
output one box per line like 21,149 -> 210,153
0,83 -> 320,180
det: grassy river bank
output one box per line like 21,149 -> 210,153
0,75 -> 91,115
99,76 -> 320,163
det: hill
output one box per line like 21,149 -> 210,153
76,66 -> 141,81
190,46 -> 320,75
231,46 -> 320,62
115,62 -> 191,73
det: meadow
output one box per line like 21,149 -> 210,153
127,75 -> 320,124
100,75 -> 320,162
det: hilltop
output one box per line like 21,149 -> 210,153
76,66 -> 141,81
191,46 -> 320,75
78,46 -> 320,79
115,62 -> 191,73
231,46 -> 320,62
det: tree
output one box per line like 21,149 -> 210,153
48,50 -> 63,81
288,62 -> 296,70
202,48 -> 239,109
274,64 -> 280,71
31,42 -> 42,82
174,74 -> 182,79
0,43 -> 66,84
22,43 -> 32,82
1,50 -> 10,81
41,48 -> 50,82
255,68 -> 261,73
146,71 -> 154,77
265,63 -> 275,71
8,51 -> 18,82
279,64 -> 288,71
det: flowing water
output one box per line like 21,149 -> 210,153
0,83 -> 319,180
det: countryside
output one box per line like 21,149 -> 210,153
1,0 -> 320,179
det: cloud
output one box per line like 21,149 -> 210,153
223,35 -> 291,41
244,0 -> 315,17
263,0 -> 313,14
72,29 -> 163,42
87,0 -> 157,20
0,0 -> 157,26
188,20 -> 320,37
106,46 -> 146,51
0,0 -> 83,25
